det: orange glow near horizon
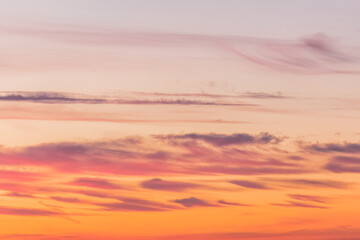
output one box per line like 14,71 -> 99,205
1,1 -> 360,239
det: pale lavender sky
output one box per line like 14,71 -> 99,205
1,0 -> 359,38
1,0 -> 360,122
1,3 -> 360,240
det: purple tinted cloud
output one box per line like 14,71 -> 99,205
229,180 -> 269,190
172,197 -> 217,208
306,142 -> 360,153
157,132 -> 281,146
97,197 -> 179,212
196,165 -> 308,175
0,135 -> 308,177
230,33 -> 359,74
273,178 -> 349,189
0,92 -> 106,104
3,192 -> 36,198
2,24 -> 359,74
0,206 -> 60,216
69,178 -> 122,190
325,156 -> 360,173
217,200 -> 251,206
288,194 -> 327,203
141,178 -> 199,192
133,91 -> 293,100
97,202 -> 168,212
0,91 -> 253,106
272,201 -> 328,209
50,196 -> 89,204
242,92 -> 291,99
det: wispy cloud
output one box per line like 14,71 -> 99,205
272,201 -> 328,209
306,142 -> 360,153
98,197 -> 179,212
2,192 -> 36,198
3,228 -> 360,240
0,134 -> 308,177
131,91 -> 293,100
97,202 -> 168,212
0,206 -> 61,216
266,178 -> 349,189
0,92 -> 106,104
229,180 -> 270,190
325,156 -> 360,173
68,178 -> 123,190
242,92 -> 291,99
288,194 -> 328,203
172,197 -> 217,208
0,133 -> 348,218
156,132 -> 282,146
1,23 -> 359,74
129,227 -> 360,240
229,33 -> 360,74
217,200 -> 252,206
0,91 -> 299,124
0,91 -> 253,106
50,196 -> 90,204
141,178 -> 200,192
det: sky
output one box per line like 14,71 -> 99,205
0,1 -> 360,239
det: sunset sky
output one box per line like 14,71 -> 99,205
1,1 -> 360,239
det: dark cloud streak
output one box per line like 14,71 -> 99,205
157,132 -> 282,146
0,91 -> 253,106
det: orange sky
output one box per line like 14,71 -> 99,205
1,1 -> 360,239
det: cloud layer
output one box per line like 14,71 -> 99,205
2,23 -> 359,74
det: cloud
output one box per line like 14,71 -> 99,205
0,183 -> 34,192
324,156 -> 360,173
2,23 -> 359,74
67,189 -> 122,200
127,227 -> 360,240
50,196 -> 90,204
69,178 -> 122,190
0,134 -> 307,177
0,169 -> 45,181
0,206 -> 60,216
0,105 -> 250,124
2,192 -> 36,198
229,33 -> 360,74
112,99 -> 251,106
0,140 -> 166,175
37,187 -> 182,212
306,142 -> 360,153
288,194 -> 327,203
272,201 -> 328,209
0,91 -> 299,125
217,200 -> 251,206
242,92 -> 291,99
172,197 -> 217,208
0,235 -> 79,240
0,92 -> 106,104
140,178 -> 199,192
229,180 -> 269,189
97,197 -> 179,212
268,178 -> 349,189
132,91 -> 293,100
0,91 -> 253,106
157,132 -> 281,146
332,156 -> 360,164
5,228 -> 358,240
196,165 -> 308,175
53,188 -> 181,212
98,202 -> 168,212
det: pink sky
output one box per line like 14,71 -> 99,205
0,1 -> 360,239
